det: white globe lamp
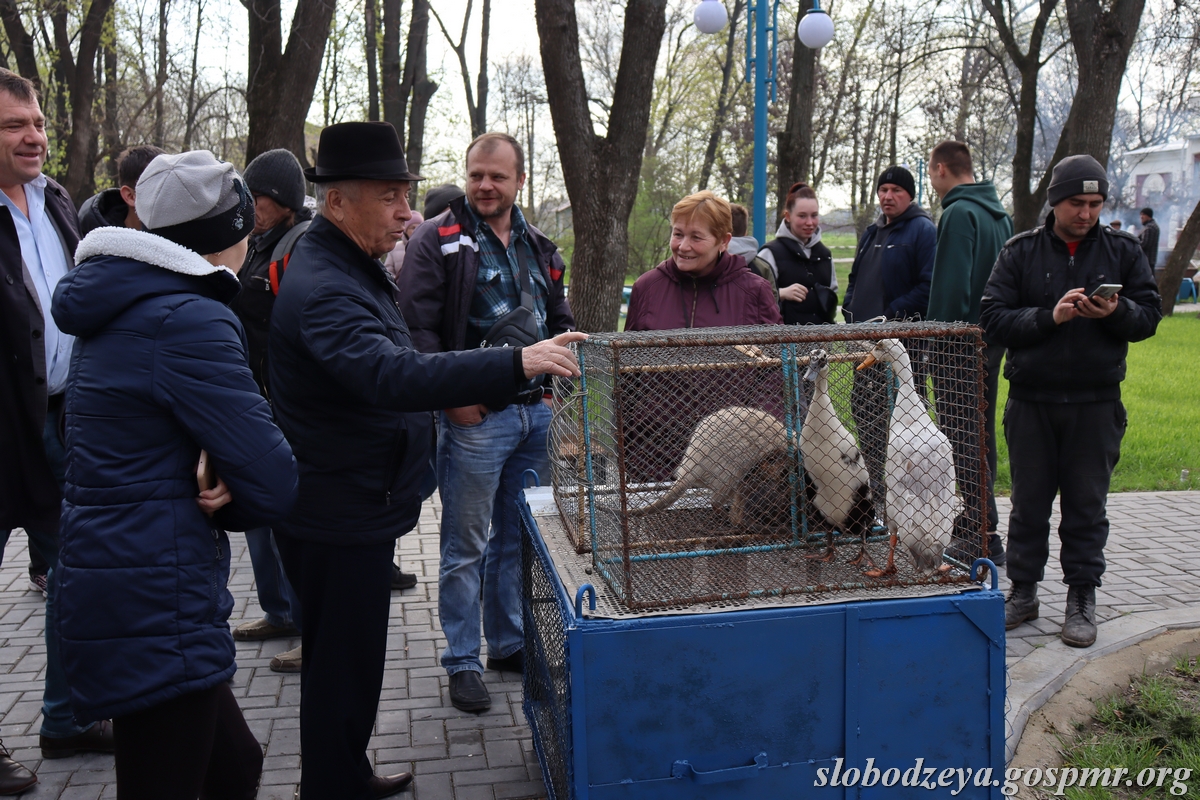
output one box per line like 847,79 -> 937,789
797,7 -> 834,49
694,0 -> 728,34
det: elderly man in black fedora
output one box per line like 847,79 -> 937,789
268,121 -> 585,799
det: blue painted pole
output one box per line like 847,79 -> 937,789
752,0 -> 768,245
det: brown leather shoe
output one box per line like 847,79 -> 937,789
40,719 -> 115,759
368,772 -> 414,798
270,644 -> 302,674
233,617 -> 300,641
0,745 -> 35,795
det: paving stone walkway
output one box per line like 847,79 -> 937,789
1,490 -> 1197,799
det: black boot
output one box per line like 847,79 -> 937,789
1004,581 -> 1039,630
1061,585 -> 1097,648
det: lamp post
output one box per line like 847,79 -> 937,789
695,0 -> 834,244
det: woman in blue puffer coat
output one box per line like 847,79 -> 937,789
50,151 -> 298,800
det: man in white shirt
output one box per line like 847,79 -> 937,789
0,68 -> 114,793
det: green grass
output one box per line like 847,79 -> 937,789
1053,659 -> 1200,799
992,314 -> 1200,494
824,231 -> 858,294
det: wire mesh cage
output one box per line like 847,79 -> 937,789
548,322 -> 993,611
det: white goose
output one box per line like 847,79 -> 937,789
799,349 -> 875,567
857,339 -> 959,576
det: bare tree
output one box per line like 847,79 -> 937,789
381,0 -> 402,126
402,0 -> 436,177
243,0 -> 337,163
364,0 -> 379,121
431,0 -> 490,137
1158,198 -> 1200,316
153,0 -> 167,146
536,0 -> 668,331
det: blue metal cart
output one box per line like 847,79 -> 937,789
521,492 -> 1006,800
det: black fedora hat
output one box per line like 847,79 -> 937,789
304,121 -> 422,183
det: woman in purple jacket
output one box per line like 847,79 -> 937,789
623,191 -> 782,481
626,191 -> 781,331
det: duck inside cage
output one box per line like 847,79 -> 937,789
548,322 -> 995,611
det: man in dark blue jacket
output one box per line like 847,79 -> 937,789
268,122 -> 583,800
843,166 -> 937,498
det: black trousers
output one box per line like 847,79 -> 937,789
113,682 -> 263,800
934,343 -> 1004,551
1004,398 -> 1126,587
275,530 -> 395,800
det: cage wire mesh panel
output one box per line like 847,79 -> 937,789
548,322 -> 991,611
520,509 -> 574,800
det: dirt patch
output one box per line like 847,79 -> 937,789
1009,629 -> 1200,794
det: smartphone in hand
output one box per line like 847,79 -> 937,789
1088,283 -> 1122,300
197,450 -> 217,492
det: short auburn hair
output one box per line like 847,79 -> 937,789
671,191 -> 732,241
784,182 -> 817,213
930,141 -> 973,178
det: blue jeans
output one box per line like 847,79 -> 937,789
244,528 -> 301,630
437,402 -> 549,675
0,409 -> 90,738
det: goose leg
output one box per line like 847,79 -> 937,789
805,531 -> 836,562
865,533 -> 898,578
847,532 -> 878,570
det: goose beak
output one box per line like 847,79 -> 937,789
857,353 -> 878,371
804,363 -> 819,381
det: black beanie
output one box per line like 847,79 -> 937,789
243,149 -> 307,212
877,166 -> 916,200
424,184 -> 465,218
1047,155 -> 1109,206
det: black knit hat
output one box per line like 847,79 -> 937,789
424,184 -> 465,218
304,122 -> 422,183
244,149 -> 307,212
1048,155 -> 1109,206
877,166 -> 916,199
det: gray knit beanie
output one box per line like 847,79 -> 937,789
244,148 -> 307,212
137,151 -> 255,254
1047,155 -> 1109,206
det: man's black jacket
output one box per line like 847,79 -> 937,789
0,176 -> 79,532
268,216 -> 525,544
980,214 -> 1161,403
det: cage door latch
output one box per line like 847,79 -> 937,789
671,752 -> 768,783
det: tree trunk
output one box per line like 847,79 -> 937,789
474,0 -> 489,136
102,13 -> 118,182
1061,0 -> 1146,163
777,36 -> 817,216
536,0 -> 667,332
1157,198 -> 1200,317
403,0 -> 436,179
0,0 -> 40,89
981,0 -> 1061,232
154,0 -> 168,147
244,0 -> 337,163
381,0 -> 402,133
364,0 -> 379,121
697,0 -> 743,192
53,0 -> 117,203
182,0 -> 204,150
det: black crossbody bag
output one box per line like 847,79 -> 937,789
481,254 -> 544,405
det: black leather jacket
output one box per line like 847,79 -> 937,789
980,214 -> 1161,403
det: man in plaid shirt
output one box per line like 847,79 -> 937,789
399,133 -> 575,714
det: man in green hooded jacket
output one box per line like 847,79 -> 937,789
926,140 -> 1013,567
